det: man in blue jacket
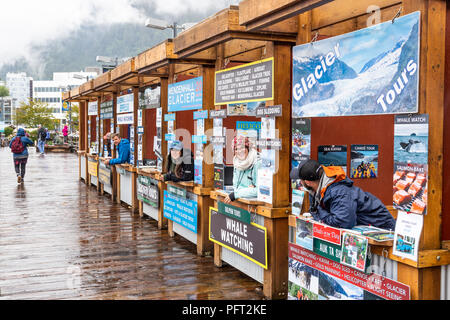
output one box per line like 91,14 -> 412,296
9,128 -> 34,183
103,133 -> 130,166
290,159 -> 395,230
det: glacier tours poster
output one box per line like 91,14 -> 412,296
292,11 -> 420,117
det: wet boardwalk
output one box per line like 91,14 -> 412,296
0,147 -> 264,300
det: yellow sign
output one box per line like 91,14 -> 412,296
88,159 -> 98,177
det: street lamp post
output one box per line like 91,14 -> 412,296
144,17 -> 196,38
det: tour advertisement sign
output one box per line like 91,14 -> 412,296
292,12 -> 420,118
214,164 -> 224,190
98,162 -> 112,186
292,118 -> 311,162
168,77 -> 203,112
163,191 -> 198,233
88,101 -> 98,116
117,93 -> 134,114
318,145 -> 347,173
117,113 -> 134,125
139,86 -> 160,109
215,58 -> 274,105
393,114 -> 428,215
209,207 -> 268,269
218,201 -> 251,225
88,158 -> 98,177
100,100 -> 113,120
289,243 -> 410,300
137,175 -> 159,208
350,145 -> 379,179
313,221 -> 342,245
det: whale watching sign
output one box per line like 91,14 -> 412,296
292,11 -> 420,118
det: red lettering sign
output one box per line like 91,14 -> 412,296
289,243 -> 410,300
313,222 -> 342,245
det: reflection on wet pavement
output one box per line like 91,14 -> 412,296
0,148 -> 264,300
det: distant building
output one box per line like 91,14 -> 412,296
6,72 -> 33,106
0,96 -> 16,126
33,71 -> 99,129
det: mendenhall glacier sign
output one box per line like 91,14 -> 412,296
292,11 -> 420,117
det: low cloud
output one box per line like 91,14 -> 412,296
0,0 -> 239,68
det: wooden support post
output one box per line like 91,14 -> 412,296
116,169 -> 121,204
139,200 -> 143,217
196,195 -> 214,256
158,180 -> 168,230
401,0 -> 446,300
263,216 -> 289,300
111,93 -> 118,202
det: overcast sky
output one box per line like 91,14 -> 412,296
0,0 -> 239,66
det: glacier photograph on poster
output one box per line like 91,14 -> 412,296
292,11 -> 420,117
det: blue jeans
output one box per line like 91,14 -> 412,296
38,140 -> 45,154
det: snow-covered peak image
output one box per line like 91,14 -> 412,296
292,11 -> 420,118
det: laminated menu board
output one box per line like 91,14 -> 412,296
393,114 -> 428,215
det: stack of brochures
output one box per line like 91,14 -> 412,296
344,225 -> 394,242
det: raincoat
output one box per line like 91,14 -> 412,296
109,139 -> 130,165
309,166 -> 396,230
164,148 -> 194,182
9,128 -> 34,159
229,159 -> 262,201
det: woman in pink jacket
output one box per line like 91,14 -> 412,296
62,125 -> 69,143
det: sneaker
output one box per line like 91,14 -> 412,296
17,176 -> 22,183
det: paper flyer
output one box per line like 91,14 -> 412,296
257,169 -> 273,204
318,145 -> 347,173
296,218 -> 313,250
340,232 -> 369,272
292,118 -> 311,162
393,210 -> 423,261
227,101 -> 265,116
393,114 -> 428,215
213,118 -> 223,137
261,117 -> 276,140
350,145 -> 378,179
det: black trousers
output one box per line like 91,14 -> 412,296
14,159 -> 27,178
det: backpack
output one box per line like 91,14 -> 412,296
39,130 -> 47,141
11,137 -> 25,154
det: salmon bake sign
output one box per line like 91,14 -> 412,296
292,12 -> 420,118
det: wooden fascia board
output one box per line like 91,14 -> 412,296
240,0 -> 334,31
175,30 -> 295,59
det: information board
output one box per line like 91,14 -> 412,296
215,58 -> 273,105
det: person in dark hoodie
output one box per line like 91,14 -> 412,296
290,159 -> 395,230
103,133 -> 130,165
163,140 -> 194,182
9,128 -> 34,183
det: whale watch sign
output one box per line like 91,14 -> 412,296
292,11 -> 420,117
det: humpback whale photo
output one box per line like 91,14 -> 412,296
400,139 -> 421,152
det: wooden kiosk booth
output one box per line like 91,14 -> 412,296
235,0 -> 450,300
93,71 -> 117,200
135,38 -> 218,256
133,40 -> 174,229
173,5 -> 298,299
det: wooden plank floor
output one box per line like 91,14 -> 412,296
0,148 -> 264,300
